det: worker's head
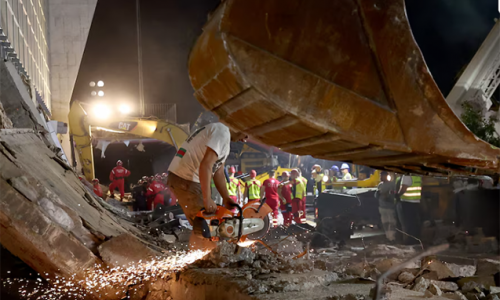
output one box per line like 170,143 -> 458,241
281,171 -> 290,181
250,170 -> 257,179
229,166 -> 236,175
269,170 -> 276,178
229,129 -> 249,143
138,179 -> 144,185
155,174 -> 161,181
291,169 -> 300,179
380,171 -> 389,182
341,163 -> 350,174
142,176 -> 148,181
312,164 -> 322,172
92,178 -> 99,185
116,160 -> 123,166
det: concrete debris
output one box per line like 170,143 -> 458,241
98,233 -> 160,268
444,291 -> 468,300
372,258 -> 403,274
486,294 -> 500,300
427,260 -> 456,279
429,280 -> 459,292
457,276 -> 495,292
412,277 -> 430,293
369,244 -> 417,257
490,286 -> 500,294
476,259 -> 500,276
203,241 -> 256,267
466,236 -> 499,254
424,289 -> 434,298
9,176 -> 40,202
398,271 -> 416,284
445,263 -> 477,278
429,283 -> 444,296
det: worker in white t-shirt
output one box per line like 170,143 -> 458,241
167,122 -> 248,250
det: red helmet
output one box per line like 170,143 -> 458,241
116,160 -> 123,166
142,176 -> 148,180
92,178 -> 99,183
282,171 -> 290,177
250,170 -> 257,178
161,172 -> 168,178
229,166 -> 236,174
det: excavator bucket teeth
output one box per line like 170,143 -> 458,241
188,0 -> 500,175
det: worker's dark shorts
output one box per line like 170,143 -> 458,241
166,173 -> 203,225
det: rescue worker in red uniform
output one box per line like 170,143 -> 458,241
92,178 -> 103,198
261,170 -> 280,227
278,171 -> 293,226
290,169 -> 307,224
147,174 -> 166,209
109,160 -> 131,200
244,170 -> 261,202
227,167 -> 241,204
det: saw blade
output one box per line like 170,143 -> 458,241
245,214 -> 271,240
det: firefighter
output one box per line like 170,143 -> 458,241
340,163 -> 352,180
109,160 -> 131,200
227,166 -> 242,204
244,170 -> 262,202
147,176 -> 166,210
92,178 -> 103,198
278,171 -> 293,226
261,170 -> 280,227
290,169 -> 306,224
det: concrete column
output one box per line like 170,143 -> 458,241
47,0 -> 98,159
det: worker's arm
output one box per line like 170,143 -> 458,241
244,183 -> 249,202
278,186 -> 285,204
199,147 -> 219,213
398,176 -> 411,196
109,170 -> 114,181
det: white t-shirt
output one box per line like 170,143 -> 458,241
168,122 -> 231,183
401,175 -> 413,186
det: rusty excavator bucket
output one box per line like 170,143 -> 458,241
188,0 -> 500,176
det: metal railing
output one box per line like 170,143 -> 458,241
144,103 -> 177,123
0,0 -> 51,110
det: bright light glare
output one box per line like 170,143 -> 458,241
238,240 -> 256,247
89,81 -> 96,87
119,104 -> 131,114
387,175 -> 392,181
322,175 -> 329,182
97,80 -> 104,87
93,104 -> 111,119
97,91 -> 104,97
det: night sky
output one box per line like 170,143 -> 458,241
72,0 -> 499,126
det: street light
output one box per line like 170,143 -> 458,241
92,103 -> 111,119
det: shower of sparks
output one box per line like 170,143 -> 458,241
2,250 -> 209,300
237,240 -> 256,247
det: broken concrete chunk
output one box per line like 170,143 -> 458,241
445,263 -> 476,278
429,280 -> 459,292
457,276 -> 495,292
345,262 -> 370,277
412,277 -> 429,293
476,259 -> 500,276
490,286 -> 500,294
9,176 -> 39,202
369,244 -> 416,257
486,294 -> 500,300
424,290 -> 434,298
427,260 -> 456,279
422,270 -> 439,281
39,198 -> 75,231
372,258 -> 403,273
429,283 -> 443,296
443,291 -> 468,300
98,233 -> 158,268
398,271 -> 416,284
204,241 -> 256,267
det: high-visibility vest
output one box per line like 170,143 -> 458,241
293,178 -> 306,199
342,172 -> 353,180
396,176 -> 422,203
247,180 -> 261,200
210,179 -> 216,188
314,173 -> 324,193
227,177 -> 239,196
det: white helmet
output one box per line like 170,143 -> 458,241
341,163 -> 350,170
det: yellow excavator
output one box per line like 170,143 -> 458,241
188,0 -> 500,176
68,101 -> 189,181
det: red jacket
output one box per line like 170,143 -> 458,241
147,182 -> 165,197
109,166 -> 131,181
93,184 -> 103,198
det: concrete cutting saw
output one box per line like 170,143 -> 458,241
193,199 -> 272,243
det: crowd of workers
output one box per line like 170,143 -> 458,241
91,160 -> 175,211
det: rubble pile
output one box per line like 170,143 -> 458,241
380,257 -> 500,300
